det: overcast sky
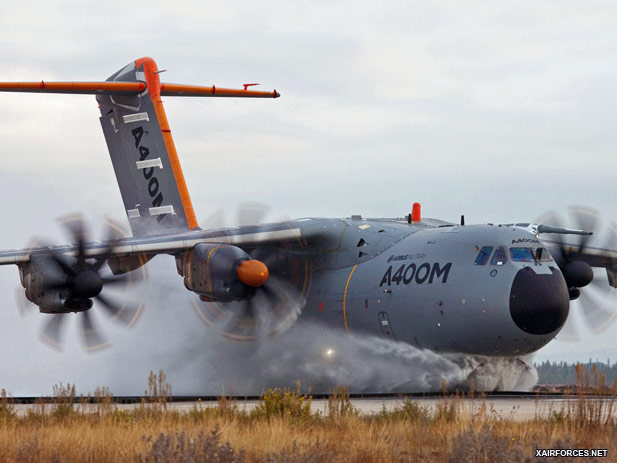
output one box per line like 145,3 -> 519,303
0,1 -> 617,395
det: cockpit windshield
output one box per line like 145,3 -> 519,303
475,245 -> 554,265
490,247 -> 507,265
510,247 -> 534,262
474,246 -> 493,265
535,247 -> 553,262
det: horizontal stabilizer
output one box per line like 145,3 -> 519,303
0,81 -> 279,98
0,81 -> 146,95
160,83 -> 279,98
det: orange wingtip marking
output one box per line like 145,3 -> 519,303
160,83 -> 280,98
0,81 -> 146,94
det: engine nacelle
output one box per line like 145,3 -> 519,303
180,244 -> 252,302
19,255 -> 71,313
561,261 -> 594,289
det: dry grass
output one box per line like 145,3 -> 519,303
1,369 -> 617,462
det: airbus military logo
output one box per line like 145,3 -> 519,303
132,126 -> 165,222
380,262 -> 452,287
387,253 -> 426,263
512,238 -> 540,244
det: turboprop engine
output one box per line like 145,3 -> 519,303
180,243 -> 269,302
16,214 -> 146,351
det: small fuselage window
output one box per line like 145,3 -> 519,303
474,246 -> 494,265
510,247 -> 534,262
535,247 -> 553,262
491,246 -> 507,265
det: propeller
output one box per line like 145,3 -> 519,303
17,214 -> 146,352
536,205 -> 617,340
193,202 -> 310,341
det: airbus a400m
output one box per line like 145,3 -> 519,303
0,58 -> 614,357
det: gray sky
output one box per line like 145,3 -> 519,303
0,1 -> 617,394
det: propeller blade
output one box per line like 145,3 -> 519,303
243,297 -> 255,319
15,288 -> 34,317
103,216 -> 128,242
80,311 -> 110,352
100,274 -> 129,287
40,314 -> 66,351
193,202 -> 309,341
236,201 -> 270,227
555,313 -> 581,342
568,205 -> 599,252
193,299 -> 227,326
92,253 -> 112,272
202,209 -> 226,230
96,293 -> 143,327
57,212 -> 87,239
587,270 -> 613,298
536,210 -> 569,263
23,214 -> 148,352
260,275 -> 303,336
49,252 -> 75,277
606,222 -> 617,271
222,299 -> 260,341
578,280 -> 617,334
92,216 -> 130,271
57,213 -> 89,267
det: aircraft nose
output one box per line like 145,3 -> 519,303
509,266 -> 569,335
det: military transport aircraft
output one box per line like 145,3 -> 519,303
0,57 -> 615,355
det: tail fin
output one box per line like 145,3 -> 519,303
97,57 -> 198,237
0,57 -> 279,237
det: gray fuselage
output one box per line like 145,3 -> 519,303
293,217 -> 567,356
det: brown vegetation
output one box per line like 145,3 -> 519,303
0,368 -> 616,462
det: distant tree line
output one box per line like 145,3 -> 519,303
535,360 -> 617,385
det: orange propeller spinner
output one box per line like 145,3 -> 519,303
236,259 -> 269,287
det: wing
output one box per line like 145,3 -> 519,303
0,224 -> 304,266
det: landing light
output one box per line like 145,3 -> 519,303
324,348 -> 335,358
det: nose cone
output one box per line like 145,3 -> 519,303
510,267 -> 569,335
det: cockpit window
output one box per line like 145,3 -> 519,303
474,246 -> 493,265
510,247 -> 534,262
490,247 -> 507,265
535,247 -> 553,262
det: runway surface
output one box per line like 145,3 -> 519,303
11,395 -> 617,420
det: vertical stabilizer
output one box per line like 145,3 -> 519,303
97,57 -> 197,237
0,57 -> 280,237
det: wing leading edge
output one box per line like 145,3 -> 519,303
0,227 -> 303,266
